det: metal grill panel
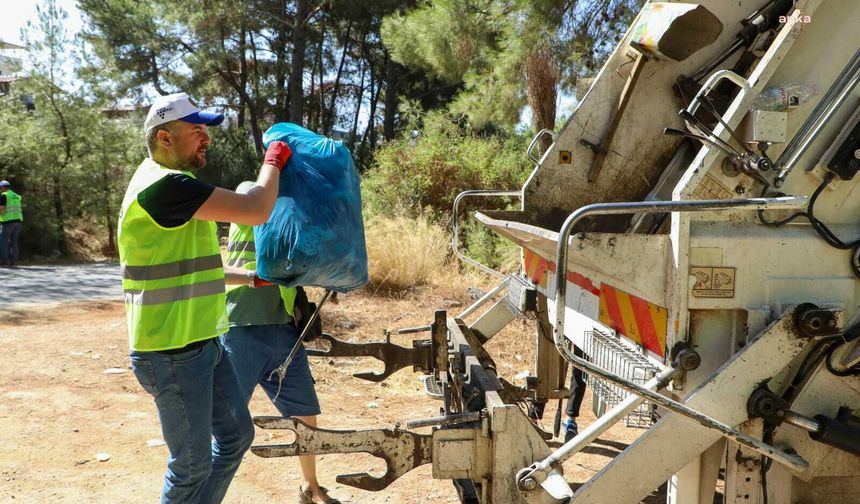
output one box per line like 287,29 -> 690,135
580,330 -> 660,428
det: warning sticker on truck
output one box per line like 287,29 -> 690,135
692,174 -> 733,200
691,266 -> 736,298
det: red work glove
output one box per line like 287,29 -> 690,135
253,275 -> 273,288
263,141 -> 292,172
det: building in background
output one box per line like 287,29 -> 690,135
0,40 -> 25,97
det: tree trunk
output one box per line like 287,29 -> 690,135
45,79 -> 71,256
237,27 -> 264,155
106,211 -> 116,256
382,55 -> 400,141
308,53 -> 317,130
323,21 -> 352,135
99,152 -> 117,256
104,189 -> 116,257
246,102 -> 264,156
288,0 -> 310,125
357,73 -> 379,169
348,59 -> 366,153
307,23 -> 325,132
275,0 -> 290,121
51,174 -> 67,256
368,78 -> 380,151
316,21 -> 326,132
104,182 -> 116,257
238,28 -> 263,155
149,50 -> 165,94
237,103 -> 245,129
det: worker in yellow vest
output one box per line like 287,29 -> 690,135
0,180 -> 23,267
119,92 -> 291,504
220,182 -> 339,504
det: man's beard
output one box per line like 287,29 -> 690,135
175,149 -> 207,171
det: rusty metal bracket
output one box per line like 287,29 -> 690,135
251,416 -> 432,491
794,303 -> 840,338
747,385 -> 791,426
579,138 -> 607,155
306,332 -> 433,382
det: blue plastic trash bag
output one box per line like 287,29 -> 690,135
255,123 -> 368,292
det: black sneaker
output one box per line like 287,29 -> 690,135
563,418 -> 579,442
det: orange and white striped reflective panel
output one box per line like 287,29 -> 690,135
523,248 -> 604,296
524,248 -> 551,288
523,247 -> 668,357
598,283 -> 667,357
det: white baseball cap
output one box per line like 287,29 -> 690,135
144,92 -> 225,132
0,181 -> 9,187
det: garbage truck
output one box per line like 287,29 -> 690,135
252,0 -> 860,502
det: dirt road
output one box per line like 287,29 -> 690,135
0,282 -> 653,503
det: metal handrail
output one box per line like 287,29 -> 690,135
529,196 -> 810,487
451,189 -> 521,279
553,196 -> 807,350
684,69 -> 751,122
526,129 -> 556,165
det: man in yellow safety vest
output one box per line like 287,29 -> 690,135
0,180 -> 23,267
118,92 -> 291,503
220,181 -> 340,504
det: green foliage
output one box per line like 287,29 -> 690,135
381,0 -> 501,82
77,0 -> 453,150
0,89 -> 141,258
1,0 -> 641,264
381,0 -> 520,129
196,128 -> 260,191
382,0 -> 642,131
0,0 -> 142,259
78,115 -> 142,256
363,112 -> 531,217
462,218 -> 520,273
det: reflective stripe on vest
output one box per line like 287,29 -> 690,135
2,190 -> 22,222
125,279 -> 226,305
226,222 -> 296,316
122,254 -> 223,281
227,240 -> 255,253
118,158 -> 227,351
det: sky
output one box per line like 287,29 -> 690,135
0,0 -> 82,47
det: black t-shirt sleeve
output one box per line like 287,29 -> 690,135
137,173 -> 216,228
0,194 -> 6,205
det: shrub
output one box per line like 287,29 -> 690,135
364,213 -> 449,292
363,112 -> 532,217
197,127 -> 260,190
462,219 -> 521,274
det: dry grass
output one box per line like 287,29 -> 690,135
364,213 -> 450,293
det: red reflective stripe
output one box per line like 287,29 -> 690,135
629,295 -> 660,354
567,271 -> 600,296
601,284 -> 626,334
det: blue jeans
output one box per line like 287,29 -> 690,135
221,323 -> 320,417
0,220 -> 21,265
130,338 -> 255,504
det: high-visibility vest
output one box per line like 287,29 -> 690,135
225,222 -> 296,317
1,190 -> 22,222
118,158 -> 227,351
